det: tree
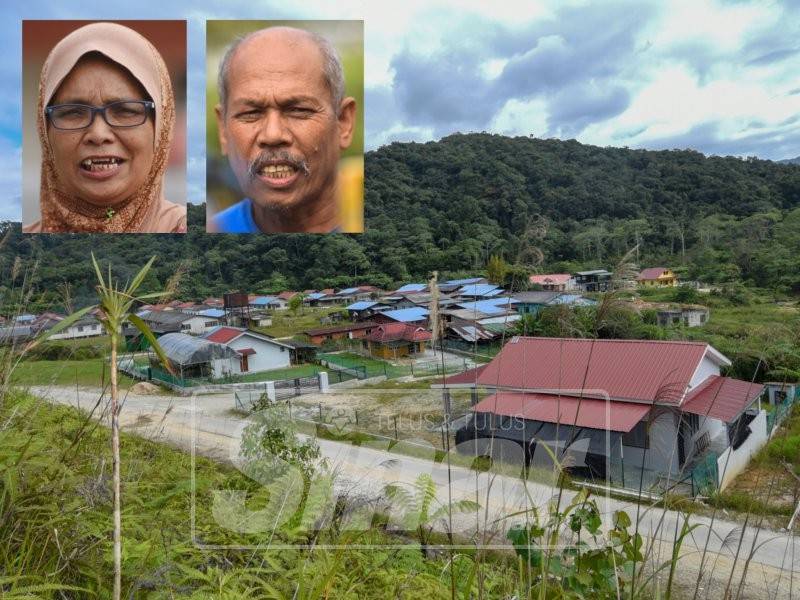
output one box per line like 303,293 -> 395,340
288,293 -> 305,315
486,254 -> 508,285
91,254 -> 171,600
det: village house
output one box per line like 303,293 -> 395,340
138,310 -> 220,337
371,307 -> 429,327
529,273 -> 575,291
241,311 -> 273,328
202,326 -> 293,374
345,300 -> 389,321
637,267 -> 679,287
336,287 -> 374,303
445,322 -> 499,347
657,305 -> 709,327
364,322 -> 432,360
438,277 -> 488,293
46,315 -> 104,340
302,321 -> 378,345
574,270 -> 612,292
445,337 -> 768,493
0,325 -> 33,345
513,291 -> 596,315
393,283 -> 427,294
455,283 -> 504,300
151,332 -> 241,380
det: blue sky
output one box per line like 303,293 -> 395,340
3,0 -> 799,220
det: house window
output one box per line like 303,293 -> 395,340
700,314 -> 706,323
77,326 -> 84,332
205,321 -> 216,327
622,421 -> 649,449
181,324 -> 190,331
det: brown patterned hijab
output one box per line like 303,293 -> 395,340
26,22 -> 185,233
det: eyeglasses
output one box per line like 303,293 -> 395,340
45,100 -> 155,130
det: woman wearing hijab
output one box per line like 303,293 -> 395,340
24,22 -> 186,233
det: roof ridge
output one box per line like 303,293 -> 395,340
512,336 -> 707,346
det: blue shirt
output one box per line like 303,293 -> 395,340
212,198 -> 259,233
211,197 -> 342,233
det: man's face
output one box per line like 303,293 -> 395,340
216,30 -> 354,214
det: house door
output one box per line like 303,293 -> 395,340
240,355 -> 249,372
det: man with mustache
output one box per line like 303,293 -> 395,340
210,26 -> 356,233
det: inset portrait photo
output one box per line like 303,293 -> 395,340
206,20 -> 364,234
22,20 -> 187,233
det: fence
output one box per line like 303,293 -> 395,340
767,388 -> 798,435
235,374 -> 322,411
687,450 -> 720,496
440,338 -> 504,358
318,352 -> 468,380
117,358 -> 204,388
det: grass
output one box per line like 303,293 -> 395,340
255,307 -> 348,338
223,362 -> 323,383
713,402 -> 800,522
9,358 -> 136,388
0,388 -> 522,598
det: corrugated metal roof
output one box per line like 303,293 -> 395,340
448,324 -> 497,342
367,323 -> 432,343
637,267 -> 670,281
443,365 -> 488,385
550,294 -> 596,306
203,326 -> 244,344
472,392 -> 650,433
395,283 -> 427,293
303,322 -> 377,336
446,308 -> 494,321
347,301 -> 378,311
158,332 -> 239,365
456,300 -> 515,315
197,308 -> 226,318
445,277 -> 486,285
306,292 -> 327,300
513,291 -> 563,304
476,337 -> 719,404
681,376 -> 764,422
337,287 -> 361,295
458,283 -> 503,297
251,296 -> 277,306
530,274 -> 571,285
381,307 -> 429,323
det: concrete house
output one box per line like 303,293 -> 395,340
203,326 -> 292,374
574,270 -> 612,292
446,337 -> 767,494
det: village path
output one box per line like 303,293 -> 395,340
29,384 -> 800,599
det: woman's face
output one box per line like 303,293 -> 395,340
46,54 -> 155,208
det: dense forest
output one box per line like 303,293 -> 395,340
3,133 -> 800,308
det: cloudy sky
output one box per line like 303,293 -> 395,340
2,0 -> 798,219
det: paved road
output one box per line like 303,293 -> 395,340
31,385 -> 800,599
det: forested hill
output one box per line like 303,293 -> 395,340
3,133 -> 800,308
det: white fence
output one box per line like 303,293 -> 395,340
716,409 -> 768,491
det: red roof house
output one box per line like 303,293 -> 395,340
446,336 -> 766,493
529,273 -> 573,291
365,323 -> 432,359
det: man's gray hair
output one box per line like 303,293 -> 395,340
217,27 -> 345,114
